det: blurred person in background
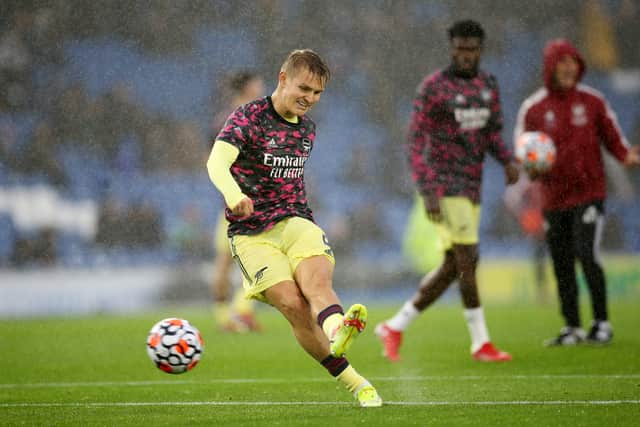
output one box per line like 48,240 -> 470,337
15,121 -> 68,188
580,0 -> 619,72
515,39 -> 640,346
376,20 -> 519,363
169,205 -> 213,262
10,228 -> 57,268
0,13 -> 33,112
124,200 -> 164,248
614,0 -> 640,68
210,71 -> 265,333
504,176 -> 549,303
402,193 -> 444,278
95,195 -> 127,247
206,49 -> 381,407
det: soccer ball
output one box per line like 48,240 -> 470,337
146,318 -> 204,374
515,131 -> 556,172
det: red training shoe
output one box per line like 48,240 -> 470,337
472,342 -> 512,362
237,313 -> 263,332
375,323 -> 403,362
219,318 -> 248,334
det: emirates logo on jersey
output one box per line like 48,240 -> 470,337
454,107 -> 490,130
263,153 -> 308,178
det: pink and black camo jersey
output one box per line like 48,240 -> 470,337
408,66 -> 513,203
215,96 -> 315,237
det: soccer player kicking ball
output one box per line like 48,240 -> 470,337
376,20 -> 519,363
207,49 -> 382,407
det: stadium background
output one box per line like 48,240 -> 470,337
1,0 -> 639,316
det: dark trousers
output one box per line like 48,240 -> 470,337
544,200 -> 607,327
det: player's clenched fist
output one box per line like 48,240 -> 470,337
232,197 -> 254,217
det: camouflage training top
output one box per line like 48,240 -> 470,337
215,96 -> 315,237
408,66 -> 513,203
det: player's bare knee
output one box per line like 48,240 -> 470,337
309,275 -> 333,298
298,266 -> 334,301
277,293 -> 310,325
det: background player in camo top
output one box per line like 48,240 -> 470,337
209,71 -> 265,333
376,20 -> 519,363
206,49 -> 382,407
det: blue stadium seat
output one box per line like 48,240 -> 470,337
63,30 -> 258,127
0,215 -> 16,264
57,232 -> 92,267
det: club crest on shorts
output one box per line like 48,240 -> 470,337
254,266 -> 268,282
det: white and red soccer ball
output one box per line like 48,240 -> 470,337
515,131 -> 556,173
146,318 -> 204,374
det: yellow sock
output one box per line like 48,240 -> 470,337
321,313 -> 343,339
336,365 -> 368,393
214,302 -> 232,326
232,289 -> 253,315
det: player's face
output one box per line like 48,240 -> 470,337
279,67 -> 325,118
450,37 -> 482,75
554,55 -> 579,90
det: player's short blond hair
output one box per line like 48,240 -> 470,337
281,49 -> 330,85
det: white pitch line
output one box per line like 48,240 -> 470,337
373,374 -> 640,381
1,374 -> 639,389
0,379 -> 289,389
1,400 -> 639,408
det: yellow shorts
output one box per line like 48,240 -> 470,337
214,212 -> 231,255
435,197 -> 481,249
229,216 -> 335,302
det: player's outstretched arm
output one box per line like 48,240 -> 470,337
207,140 -> 252,216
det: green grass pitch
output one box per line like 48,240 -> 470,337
1,302 -> 639,426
